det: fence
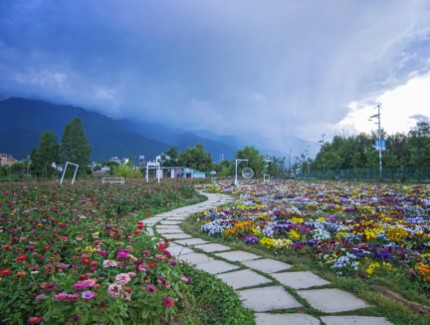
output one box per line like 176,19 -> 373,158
297,166 -> 430,183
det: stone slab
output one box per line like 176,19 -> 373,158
161,233 -> 192,240
238,286 -> 302,312
159,221 -> 182,225
216,269 -> 272,289
321,316 -> 393,325
145,228 -> 154,236
174,238 -> 208,246
156,225 -> 181,229
166,245 -> 194,256
194,243 -> 232,253
156,229 -> 185,235
272,271 -> 330,289
195,259 -> 240,274
255,313 -> 320,325
241,258 -> 292,274
179,252 -> 214,265
297,288 -> 370,313
215,250 -> 261,262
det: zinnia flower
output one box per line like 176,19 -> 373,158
27,316 -> 43,324
162,296 -> 174,308
146,284 -> 157,294
81,290 -> 97,300
107,284 -> 122,298
115,273 -> 131,285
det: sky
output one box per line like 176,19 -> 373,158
1,0 -> 430,143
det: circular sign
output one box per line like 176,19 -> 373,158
242,167 -> 254,179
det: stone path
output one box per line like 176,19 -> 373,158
143,192 -> 393,325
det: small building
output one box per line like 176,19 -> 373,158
0,153 -> 16,167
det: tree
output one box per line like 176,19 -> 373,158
60,118 -> 92,175
159,147 -> 180,167
178,144 -> 212,172
30,130 -> 60,177
235,146 -> 265,178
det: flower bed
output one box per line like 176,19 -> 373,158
198,180 -> 430,294
0,179 -> 197,324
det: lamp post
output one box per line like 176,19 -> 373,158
234,159 -> 248,186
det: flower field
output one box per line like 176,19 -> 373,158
199,180 -> 430,296
0,179 -> 199,324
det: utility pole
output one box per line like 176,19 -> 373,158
370,103 -> 383,178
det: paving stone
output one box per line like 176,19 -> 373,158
216,269 -> 272,289
238,286 -> 302,312
174,238 -> 208,246
145,228 -> 154,236
272,271 -> 330,289
194,243 -> 232,253
179,253 -> 214,265
156,225 -> 181,229
161,233 -> 192,240
165,245 -> 194,256
255,313 -> 320,325
297,288 -> 370,313
195,259 -> 240,274
241,258 -> 292,274
321,316 -> 393,325
156,229 -> 184,235
159,220 -> 182,225
215,250 -> 261,262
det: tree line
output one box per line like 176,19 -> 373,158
310,121 -> 430,173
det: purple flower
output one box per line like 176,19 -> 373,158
146,284 -> 158,294
82,290 -> 97,300
117,249 -> 129,259
244,236 -> 259,244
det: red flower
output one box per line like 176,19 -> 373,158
16,255 -> 27,262
148,262 -> 157,268
43,245 -> 51,251
81,258 -> 91,265
137,221 -> 145,229
0,269 -> 12,276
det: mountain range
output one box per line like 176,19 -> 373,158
0,97 -> 316,162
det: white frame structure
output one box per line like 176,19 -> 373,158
60,162 -> 79,185
146,161 -> 161,183
234,159 -> 248,186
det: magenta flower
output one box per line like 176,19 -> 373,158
27,316 -> 43,324
54,292 -> 79,302
146,284 -> 158,294
81,290 -> 97,300
117,249 -> 129,259
163,296 -> 174,308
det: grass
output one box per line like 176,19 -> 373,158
180,206 -> 430,325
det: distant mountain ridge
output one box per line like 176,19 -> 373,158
0,97 -> 238,161
0,97 -> 315,162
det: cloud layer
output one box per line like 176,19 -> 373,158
1,0 -> 430,140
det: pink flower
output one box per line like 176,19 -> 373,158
27,316 -> 43,324
103,259 -> 118,268
146,284 -> 157,294
137,264 -> 147,272
163,296 -> 174,308
82,290 -> 97,300
54,292 -> 79,302
142,250 -> 151,255
115,273 -> 131,285
157,276 -> 170,288
181,276 -> 190,283
107,284 -> 122,298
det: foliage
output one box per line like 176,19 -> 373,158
312,121 -> 430,175
30,130 -> 60,178
178,144 -> 213,172
111,163 -> 143,178
181,264 -> 254,324
159,147 -> 180,167
60,118 -> 92,175
235,146 -> 265,178
0,179 -> 201,324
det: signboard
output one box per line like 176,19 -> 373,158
375,140 -> 386,151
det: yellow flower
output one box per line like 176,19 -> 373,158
385,227 -> 408,242
315,217 -> 326,222
259,237 -> 274,249
291,217 -> 304,224
288,229 -> 301,240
